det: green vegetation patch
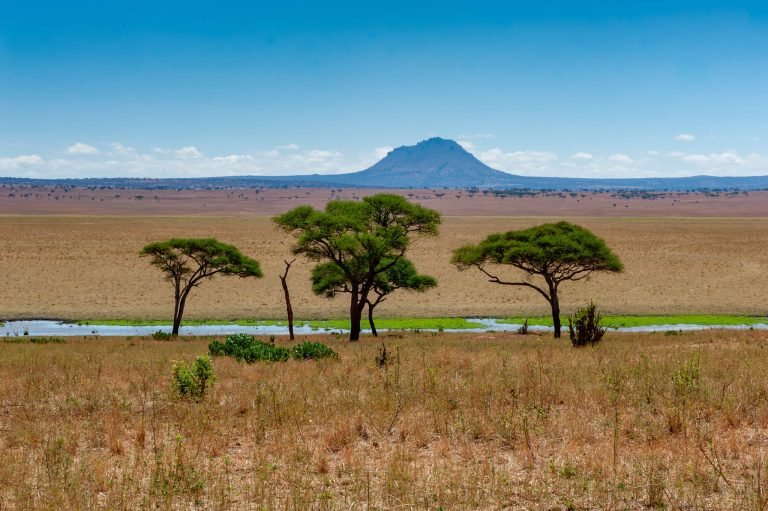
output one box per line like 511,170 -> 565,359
209,334 -> 337,362
500,315 -> 768,329
305,317 -> 484,331
78,318 -> 288,327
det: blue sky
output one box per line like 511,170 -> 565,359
1,1 -> 766,178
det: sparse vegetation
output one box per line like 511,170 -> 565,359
1,331 -> 767,508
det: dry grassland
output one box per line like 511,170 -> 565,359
2,331 -> 768,509
1,216 -> 768,321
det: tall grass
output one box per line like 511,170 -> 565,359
1,331 -> 767,509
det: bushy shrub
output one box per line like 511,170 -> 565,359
291,341 -> 338,360
209,334 -> 337,363
568,301 -> 606,347
152,330 -> 172,341
172,356 -> 216,401
208,334 -> 290,363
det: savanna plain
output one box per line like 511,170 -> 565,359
2,189 -> 768,510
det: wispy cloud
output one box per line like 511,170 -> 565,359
608,153 -> 633,163
674,133 -> 696,142
67,142 -> 99,155
570,152 -> 593,160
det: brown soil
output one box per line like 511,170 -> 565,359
1,185 -> 767,216
2,215 -> 766,320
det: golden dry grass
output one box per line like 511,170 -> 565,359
1,215 -> 768,321
2,330 -> 768,509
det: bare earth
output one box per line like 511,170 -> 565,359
1,208 -> 767,321
1,185 -> 768,216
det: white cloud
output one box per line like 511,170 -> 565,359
0,154 -> 43,170
674,133 -> 696,142
647,150 -> 659,156
570,152 -> 593,160
608,153 -> 633,163
373,146 -> 393,159
277,144 -> 300,150
677,151 -> 746,165
174,146 -> 203,159
457,140 -> 476,151
67,142 -> 99,155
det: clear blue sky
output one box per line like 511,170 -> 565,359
1,1 -> 766,178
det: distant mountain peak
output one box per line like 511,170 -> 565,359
343,137 -> 513,187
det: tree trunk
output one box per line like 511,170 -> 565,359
368,303 -> 378,337
550,294 -> 561,339
280,260 -> 295,340
349,287 -> 361,341
173,289 -> 190,337
172,282 -> 182,336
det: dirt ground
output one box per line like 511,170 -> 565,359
1,215 -> 767,321
1,185 -> 767,216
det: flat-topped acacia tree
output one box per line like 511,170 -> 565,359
274,194 -> 440,341
311,257 -> 437,337
451,221 -> 623,338
140,238 -> 263,336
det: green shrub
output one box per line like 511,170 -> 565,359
290,341 -> 338,360
208,334 -> 289,363
568,301 -> 606,347
172,356 -> 216,401
152,330 -> 173,341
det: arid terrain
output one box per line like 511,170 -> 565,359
1,214 -> 767,321
2,186 -> 768,323
2,331 -> 768,509
1,185 -> 767,217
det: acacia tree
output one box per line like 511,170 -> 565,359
451,221 -> 622,338
311,257 -> 437,336
274,194 -> 440,341
141,238 -> 263,336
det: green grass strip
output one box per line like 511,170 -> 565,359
500,315 -> 768,328
304,318 -> 484,331
77,317 -> 484,330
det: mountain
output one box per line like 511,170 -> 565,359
320,137 -> 515,187
2,137 -> 768,190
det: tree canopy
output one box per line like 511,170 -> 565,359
274,193 -> 440,340
140,238 -> 262,335
452,221 -> 622,338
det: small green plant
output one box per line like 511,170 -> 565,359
290,341 -> 338,360
208,334 -> 290,362
568,301 -> 606,347
517,319 -> 529,335
172,356 -> 216,401
152,330 -> 173,341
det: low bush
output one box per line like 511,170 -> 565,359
29,337 -> 65,344
152,330 -> 173,341
172,356 -> 216,401
568,301 -> 606,347
209,334 -> 337,363
291,341 -> 338,360
209,334 -> 290,362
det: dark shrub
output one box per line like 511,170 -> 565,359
290,341 -> 338,360
568,302 -> 606,347
208,333 -> 289,363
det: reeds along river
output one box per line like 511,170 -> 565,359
1,319 -> 767,337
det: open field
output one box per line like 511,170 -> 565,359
2,330 -> 768,509
2,215 -> 768,321
2,185 -> 768,217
